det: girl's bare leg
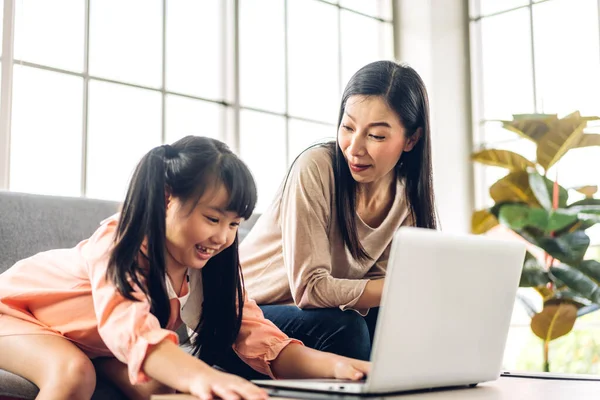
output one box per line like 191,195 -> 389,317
0,334 -> 96,400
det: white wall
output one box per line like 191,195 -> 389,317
394,0 -> 474,233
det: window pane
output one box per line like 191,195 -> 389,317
339,0 -> 392,20
502,326 -> 538,371
14,0 -> 84,72
165,95 -> 224,144
239,0 -> 285,113
588,225 -> 600,246
288,0 -> 339,124
288,119 -> 335,165
504,324 -> 600,373
10,66 -> 83,196
341,12 -> 393,88
478,0 -> 528,17
239,110 -> 286,213
86,80 -> 162,201
477,121 -> 524,145
479,9 -> 534,120
533,0 -> 600,117
166,0 -> 223,100
0,3 -> 3,56
546,147 -> 600,191
89,0 -> 162,87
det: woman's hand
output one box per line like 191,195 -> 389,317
331,357 -> 371,380
188,368 -> 268,400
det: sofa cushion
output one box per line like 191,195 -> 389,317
0,191 -> 125,399
0,369 -> 37,399
0,191 -> 120,274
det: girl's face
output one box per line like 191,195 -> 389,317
337,95 -> 419,185
165,184 -> 241,271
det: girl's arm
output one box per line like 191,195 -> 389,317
85,220 -> 267,399
271,343 -> 370,380
142,340 -> 267,399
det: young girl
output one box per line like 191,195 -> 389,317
239,61 -> 438,362
0,136 -> 369,400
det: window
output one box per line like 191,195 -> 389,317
470,0 -> 600,374
0,0 -> 395,213
470,0 -> 600,235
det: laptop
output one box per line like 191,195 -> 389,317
253,227 -> 526,395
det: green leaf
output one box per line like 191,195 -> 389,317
574,260 -> 600,284
546,210 -> 579,233
499,204 -> 548,231
566,205 -> 600,215
569,198 -> 600,207
520,255 -> 551,287
490,201 -> 519,218
550,264 -> 600,304
497,204 -> 577,234
471,149 -> 536,171
564,202 -> 600,232
528,172 -> 569,210
563,206 -> 600,227
536,231 -> 590,265
545,290 -> 589,309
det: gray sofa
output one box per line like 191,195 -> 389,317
0,190 -> 260,399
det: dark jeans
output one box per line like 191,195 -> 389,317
215,305 -> 380,380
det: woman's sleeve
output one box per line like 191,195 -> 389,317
280,151 -> 371,310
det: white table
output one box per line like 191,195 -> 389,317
152,376 -> 600,400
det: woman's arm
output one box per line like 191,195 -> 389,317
234,295 -> 370,381
271,343 -> 370,380
353,279 -> 385,309
280,150 -> 372,310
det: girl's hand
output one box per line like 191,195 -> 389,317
332,357 -> 371,381
188,368 -> 269,400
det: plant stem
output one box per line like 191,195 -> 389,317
543,304 -> 563,373
544,340 -> 550,372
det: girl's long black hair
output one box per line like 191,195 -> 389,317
106,135 -> 257,364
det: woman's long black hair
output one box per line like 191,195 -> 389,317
106,135 -> 256,365
285,60 -> 437,261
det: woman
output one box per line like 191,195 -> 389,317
239,60 -> 438,363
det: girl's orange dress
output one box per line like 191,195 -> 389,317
0,215 -> 300,385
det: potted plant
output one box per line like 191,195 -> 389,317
471,111 -> 600,372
